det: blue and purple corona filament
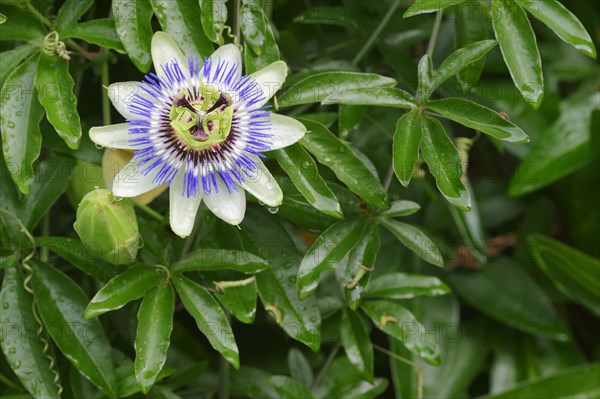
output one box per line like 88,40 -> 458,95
90,32 -> 305,237
128,56 -> 271,197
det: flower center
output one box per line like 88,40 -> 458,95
169,84 -> 234,150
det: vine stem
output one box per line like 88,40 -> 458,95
373,343 -> 424,399
24,2 -> 52,28
427,10 -> 444,58
232,0 -> 241,45
133,201 -> 163,222
100,54 -> 111,126
352,0 -> 402,66
311,342 -> 341,389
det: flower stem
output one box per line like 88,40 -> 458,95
427,10 -> 444,58
100,56 -> 111,126
134,202 -> 163,222
352,0 -> 402,66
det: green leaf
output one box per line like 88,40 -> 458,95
279,72 -> 396,107
454,2 -> 489,90
35,236 -> 120,283
446,257 -> 569,341
491,0 -> 543,108
419,296 -> 488,398
365,272 -> 450,300
54,0 -> 94,35
172,274 -> 239,367
416,55 -> 433,102
313,357 -> 388,399
529,234 -> 600,317
172,248 -> 269,273
299,118 -> 389,209
420,115 -> 471,210
31,261 -> 117,397
135,282 -> 174,393
509,91 -> 598,196
294,6 -> 357,29
0,155 -> 74,233
66,19 -> 125,53
427,40 -> 498,97
274,144 -> 342,218
1,54 -> 43,194
448,179 -> 487,263
243,17 -> 279,74
341,310 -> 374,382
36,52 -> 82,149
215,280 -> 258,324
515,0 -> 596,58
200,0 -> 227,45
379,200 -> 421,218
0,43 -> 38,86
112,0 -> 153,72
0,5 -> 45,42
361,300 -> 441,365
243,209 -> 321,351
344,221 -> 380,310
404,0 -> 467,17
85,264 -> 165,318
322,87 -> 415,109
0,259 -> 59,399
392,110 -> 422,187
481,363 -> 600,399
427,98 -> 530,143
267,376 -> 315,399
297,218 -> 366,299
379,218 -> 444,267
151,0 -> 214,57
287,348 -> 314,387
240,0 -> 267,55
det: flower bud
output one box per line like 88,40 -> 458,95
67,160 -> 104,208
74,189 -> 140,265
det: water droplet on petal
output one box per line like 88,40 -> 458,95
113,196 -> 123,201
258,200 -> 265,206
95,143 -> 104,150
266,182 -> 274,190
2,302 -> 8,309
9,347 -> 16,354
7,121 -> 15,128
268,206 -> 279,214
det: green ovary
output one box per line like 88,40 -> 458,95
169,84 -> 235,150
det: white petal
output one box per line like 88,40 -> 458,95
249,61 -> 288,107
208,44 -> 242,80
203,177 -> 246,225
269,114 -> 307,150
112,161 -> 163,198
240,158 -> 283,207
89,124 -> 135,150
169,169 -> 202,238
107,82 -> 146,120
151,32 -> 188,82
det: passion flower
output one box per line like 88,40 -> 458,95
90,32 -> 305,237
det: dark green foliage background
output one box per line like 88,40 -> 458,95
1,0 -> 599,398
